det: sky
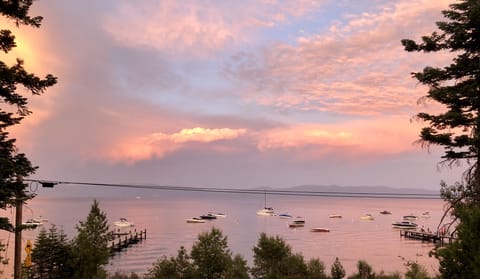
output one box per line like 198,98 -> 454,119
2,0 -> 468,192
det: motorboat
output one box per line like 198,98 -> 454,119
360,214 -> 374,221
256,207 -> 275,216
279,213 -> 292,219
22,219 -> 43,228
421,212 -> 431,218
311,228 -> 330,232
113,218 -> 135,227
209,212 -> 227,218
329,214 -> 342,218
379,210 -> 392,215
32,216 -> 48,223
186,217 -> 205,223
289,217 -> 306,228
200,213 -> 217,220
392,221 -> 418,229
403,215 -> 418,221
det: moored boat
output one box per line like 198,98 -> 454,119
379,210 -> 392,215
186,217 -> 205,223
360,214 -> 374,221
279,213 -> 292,219
329,214 -> 342,218
113,218 -> 135,227
22,219 -> 43,228
392,221 -> 418,229
403,215 -> 418,221
311,228 -> 330,232
289,217 -> 306,228
209,212 -> 227,218
256,207 -> 275,216
200,213 -> 217,220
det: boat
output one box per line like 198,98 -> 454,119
186,217 -> 205,223
32,216 -> 48,223
392,221 -> 418,229
379,210 -> 392,215
209,212 -> 227,218
289,217 -> 306,228
113,218 -> 135,227
256,191 -> 275,216
22,219 -> 43,228
360,214 -> 374,221
200,213 -> 217,220
256,207 -> 275,216
421,212 -> 431,218
329,214 -> 342,218
403,215 -> 418,221
279,213 -> 292,219
311,228 -> 330,232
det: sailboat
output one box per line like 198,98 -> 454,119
256,191 -> 275,216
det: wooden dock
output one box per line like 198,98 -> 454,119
110,229 -> 147,253
400,230 -> 456,245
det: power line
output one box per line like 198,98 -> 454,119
24,179 -> 441,199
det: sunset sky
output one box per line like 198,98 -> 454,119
2,0 -> 467,192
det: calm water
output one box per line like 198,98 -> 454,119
0,190 -> 445,277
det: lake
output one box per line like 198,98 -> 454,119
0,189 -> 445,277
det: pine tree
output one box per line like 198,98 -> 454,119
330,257 -> 345,279
28,225 -> 72,279
0,0 -> 57,231
70,200 -> 111,279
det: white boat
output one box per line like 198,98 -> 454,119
32,216 -> 48,223
403,215 -> 418,221
186,217 -> 205,223
360,214 -> 374,221
22,219 -> 43,228
256,207 -> 275,216
421,212 -> 431,218
257,191 -> 275,216
113,218 -> 135,227
392,221 -> 418,229
329,214 -> 342,218
311,228 -> 330,232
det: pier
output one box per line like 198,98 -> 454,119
110,229 -> 147,253
400,230 -> 456,246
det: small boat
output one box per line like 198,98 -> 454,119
379,210 -> 392,215
209,212 -> 227,218
32,216 -> 48,223
279,213 -> 292,219
311,228 -> 330,232
360,214 -> 374,221
392,221 -> 418,229
256,207 -> 276,216
289,217 -> 306,227
113,218 -> 135,227
329,214 -> 342,218
200,213 -> 217,220
403,215 -> 418,221
257,191 -> 275,216
186,217 -> 205,223
421,212 -> 430,218
22,219 -> 43,228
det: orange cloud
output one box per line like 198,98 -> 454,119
100,127 -> 247,163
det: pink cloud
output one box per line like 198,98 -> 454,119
225,0 -> 455,116
102,0 -> 325,59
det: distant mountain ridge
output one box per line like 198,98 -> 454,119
254,185 -> 439,196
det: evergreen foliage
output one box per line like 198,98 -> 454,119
330,257 -> 346,279
27,225 -> 72,278
0,0 -> 57,231
401,0 -> 480,203
402,1 -> 480,277
70,200 -> 111,279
